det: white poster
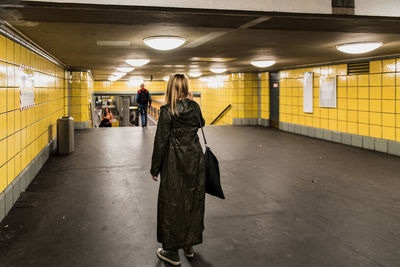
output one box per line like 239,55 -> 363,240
19,68 -> 35,110
303,72 -> 313,113
319,76 -> 337,108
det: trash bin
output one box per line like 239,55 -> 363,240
57,116 -> 74,155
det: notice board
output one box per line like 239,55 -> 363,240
303,72 -> 313,113
19,68 -> 35,110
319,76 -> 337,108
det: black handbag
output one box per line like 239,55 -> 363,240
198,118 -> 225,199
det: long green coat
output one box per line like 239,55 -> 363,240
150,99 -> 206,250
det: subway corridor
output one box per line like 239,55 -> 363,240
2,1 -> 400,266
0,126 -> 399,267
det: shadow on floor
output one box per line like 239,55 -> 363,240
154,253 -> 214,267
187,253 -> 214,267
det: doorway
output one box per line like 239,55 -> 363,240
269,72 -> 280,128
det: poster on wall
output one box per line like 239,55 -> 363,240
19,68 -> 35,110
303,72 -> 313,113
319,76 -> 337,108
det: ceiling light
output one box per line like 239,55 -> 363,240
336,42 -> 382,54
163,76 -> 170,82
125,59 -> 150,67
108,76 -> 119,82
116,67 -> 134,72
188,71 -> 202,78
251,60 -> 276,68
112,72 -> 126,77
210,67 -> 227,74
143,36 -> 186,51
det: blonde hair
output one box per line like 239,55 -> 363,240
165,74 -> 189,114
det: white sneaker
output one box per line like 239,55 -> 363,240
184,247 -> 195,258
156,248 -> 181,265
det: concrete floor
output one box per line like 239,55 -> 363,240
0,126 -> 400,267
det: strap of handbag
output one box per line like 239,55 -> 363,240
198,115 -> 207,145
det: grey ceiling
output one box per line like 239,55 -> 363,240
1,1 -> 400,80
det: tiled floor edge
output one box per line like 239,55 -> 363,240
0,138 -> 57,223
232,118 -> 270,127
279,122 -> 400,157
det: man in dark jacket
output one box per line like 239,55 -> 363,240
136,83 -> 152,127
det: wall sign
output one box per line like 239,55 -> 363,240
303,72 -> 313,113
319,76 -> 337,108
19,67 -> 35,110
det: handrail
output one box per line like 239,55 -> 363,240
210,104 -> 232,125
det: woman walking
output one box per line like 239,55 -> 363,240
150,74 -> 206,265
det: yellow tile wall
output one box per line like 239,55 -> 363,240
280,60 -> 400,142
189,73 -> 265,125
64,72 -> 70,116
189,75 -> 233,125
0,34 -> 66,194
70,71 -> 94,124
232,73 -> 259,123
151,95 -> 165,103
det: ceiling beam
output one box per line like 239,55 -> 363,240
21,0 -> 333,14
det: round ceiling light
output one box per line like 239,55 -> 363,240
144,36 -> 186,51
188,70 -> 202,78
336,42 -> 382,54
112,72 -> 126,77
210,67 -> 227,74
108,76 -> 119,82
251,60 -> 276,68
116,67 -> 134,72
125,59 -> 150,67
